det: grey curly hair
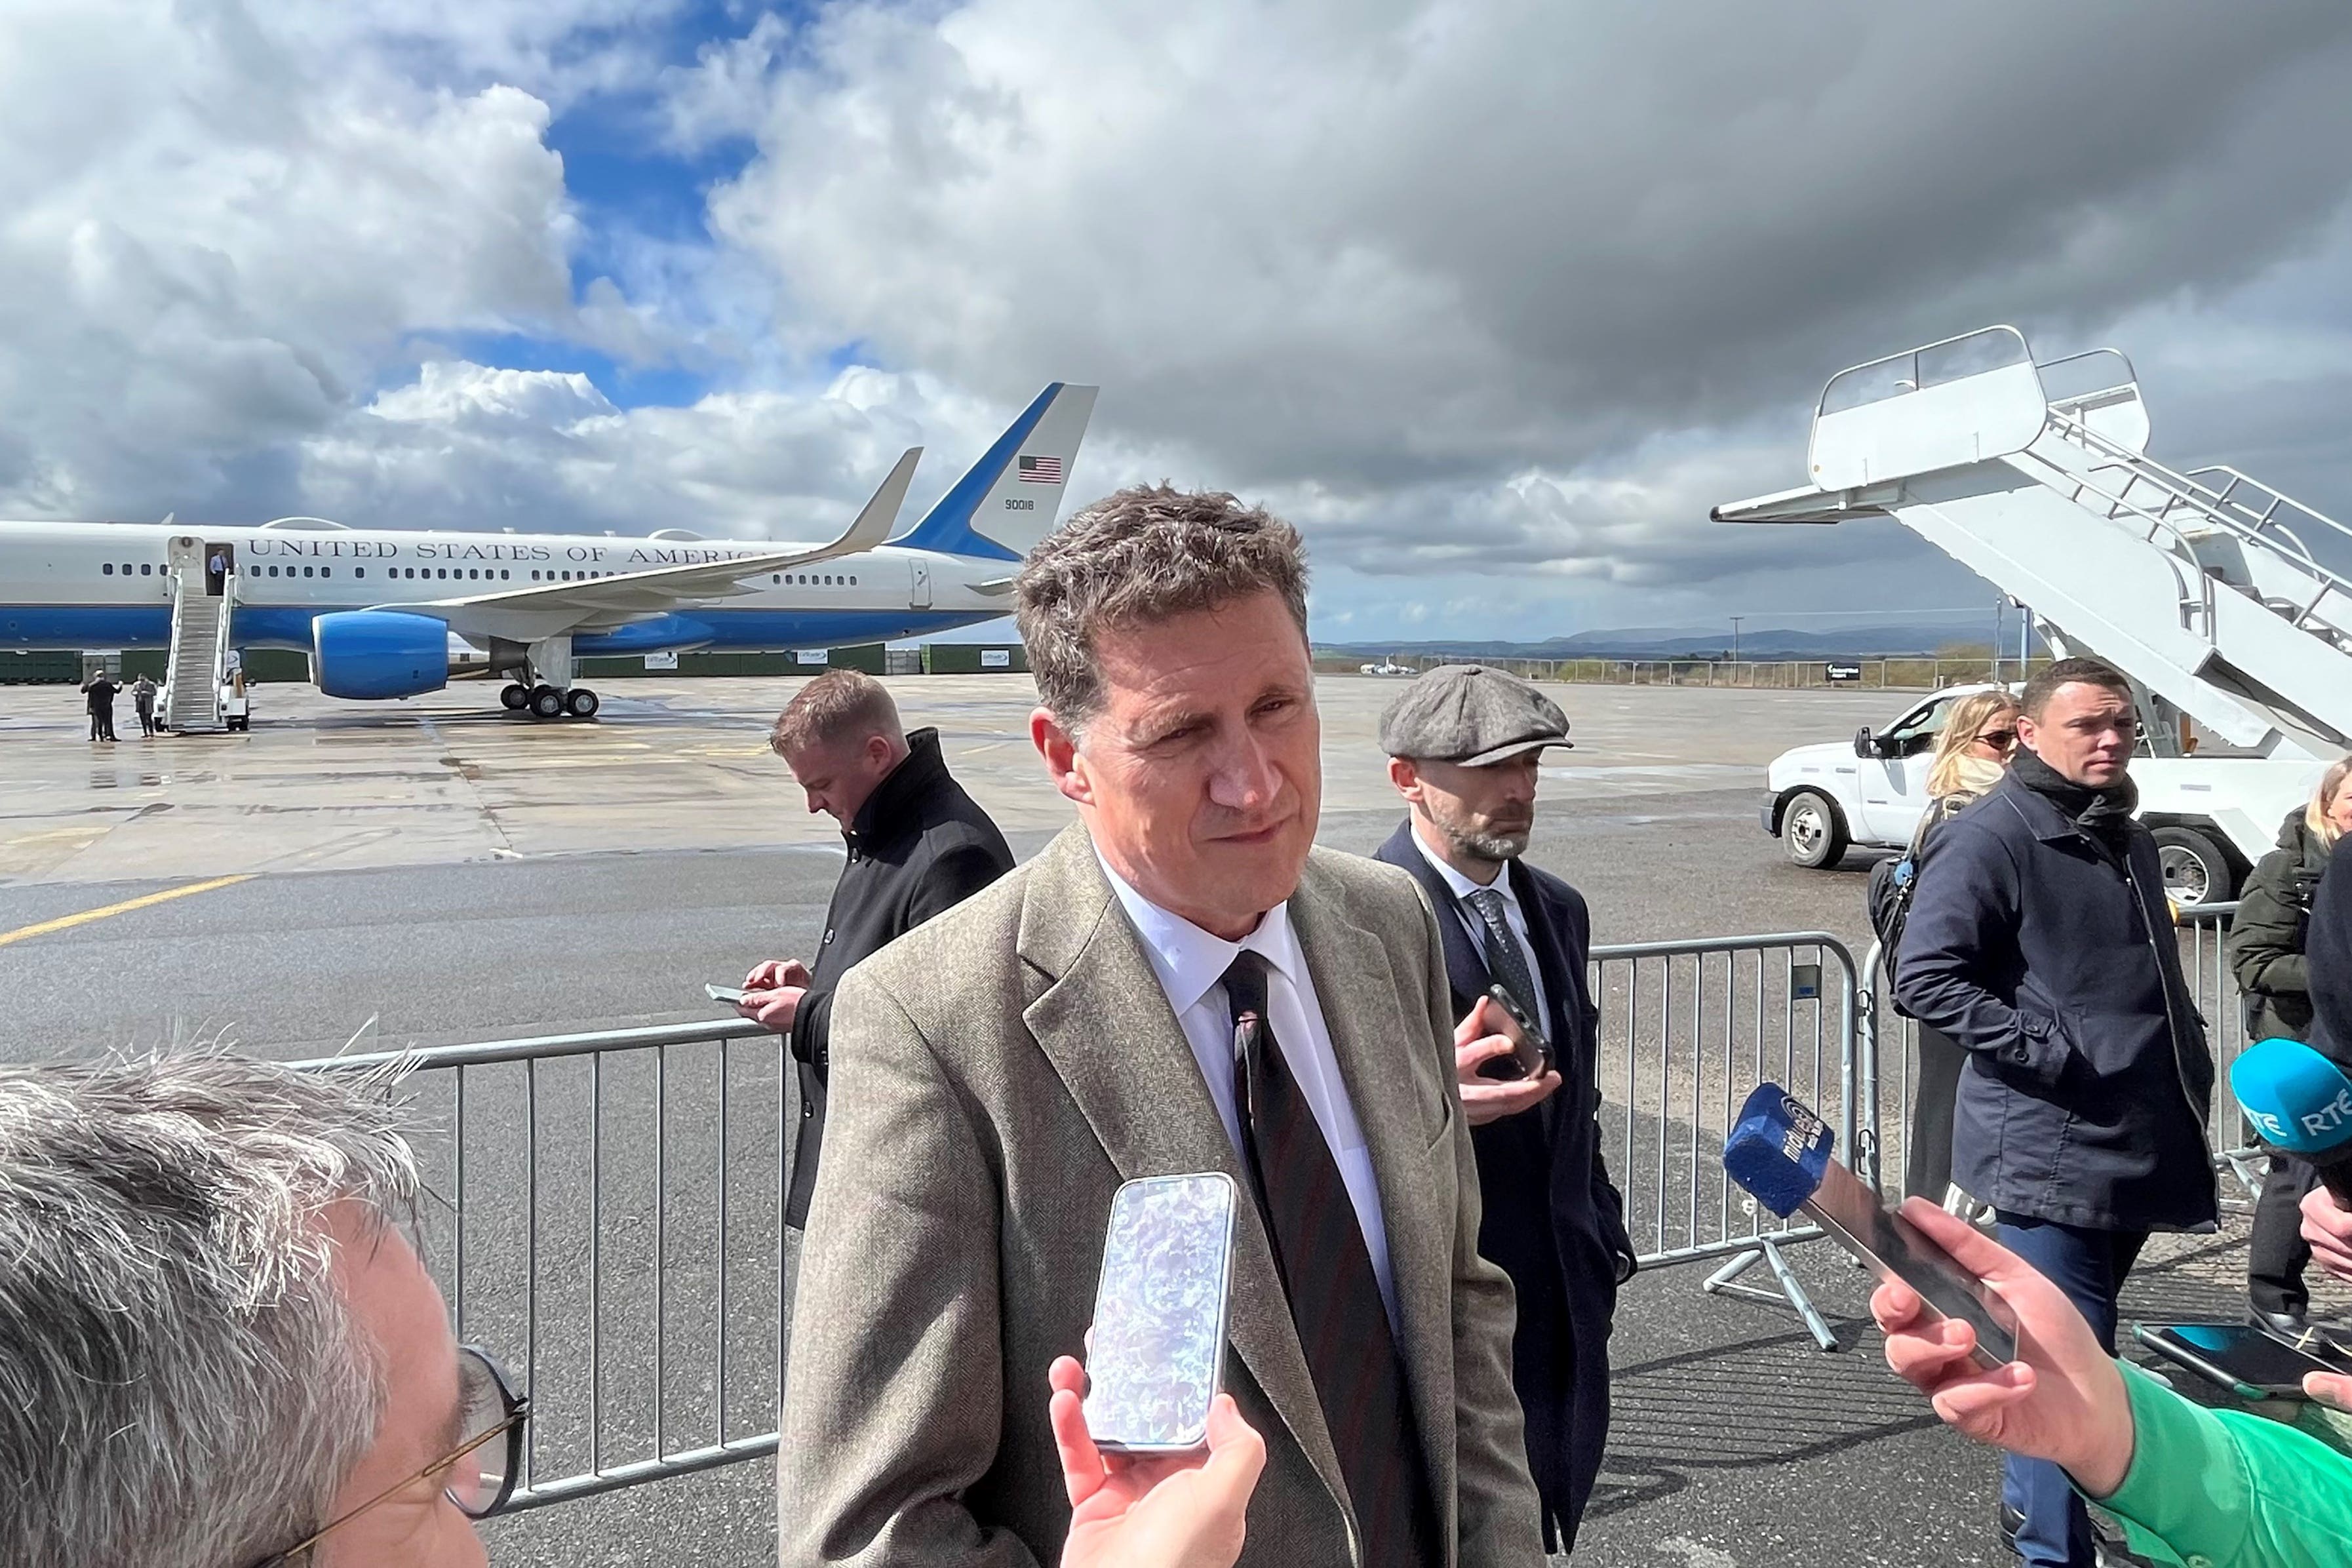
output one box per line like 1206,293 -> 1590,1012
0,1052 -> 423,1568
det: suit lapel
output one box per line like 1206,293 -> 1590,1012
1016,825 -> 1350,1502
1381,819 -> 1490,1011
1287,852 -> 1459,1537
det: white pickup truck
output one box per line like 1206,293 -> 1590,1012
1759,683 -> 2322,905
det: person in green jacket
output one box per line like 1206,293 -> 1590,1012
1877,1199 -> 2352,1568
2229,757 -> 2352,1335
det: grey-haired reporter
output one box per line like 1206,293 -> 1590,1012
0,1055 -> 525,1568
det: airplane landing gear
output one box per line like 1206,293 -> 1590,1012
500,683 -> 530,711
515,684 -> 600,721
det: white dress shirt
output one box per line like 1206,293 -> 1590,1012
1096,853 -> 1401,1331
1410,827 -> 1553,1039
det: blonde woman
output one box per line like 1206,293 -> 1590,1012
1904,689 -> 2022,1204
2229,755 -> 2352,1334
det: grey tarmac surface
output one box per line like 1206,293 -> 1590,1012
0,675 -> 2305,1567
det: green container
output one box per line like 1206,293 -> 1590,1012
922,643 -> 1029,675
0,650 -> 82,684
239,650 -> 313,684
829,643 -> 888,675
120,650 -> 168,680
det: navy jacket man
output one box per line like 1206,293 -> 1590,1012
1894,657 -> 2216,1568
739,670 -> 1014,1227
1371,664 -> 1635,1554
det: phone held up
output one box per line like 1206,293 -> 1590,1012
1082,1171 -> 1239,1453
704,982 -> 749,1006
1482,983 -> 1552,1080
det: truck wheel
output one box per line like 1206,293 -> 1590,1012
2152,826 -> 2235,907
1781,789 -> 1849,870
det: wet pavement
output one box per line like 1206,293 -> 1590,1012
0,675 -> 2322,1567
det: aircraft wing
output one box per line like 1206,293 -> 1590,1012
382,448 -> 920,644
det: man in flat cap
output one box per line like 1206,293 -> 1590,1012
1372,664 -> 1635,1555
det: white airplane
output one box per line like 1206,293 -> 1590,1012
0,383 -> 1097,719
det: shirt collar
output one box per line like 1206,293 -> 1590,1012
1409,821 -> 1516,911
1095,850 -> 1302,1015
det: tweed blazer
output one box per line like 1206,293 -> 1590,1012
776,822 -> 1544,1567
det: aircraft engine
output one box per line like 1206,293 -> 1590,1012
311,610 -> 451,700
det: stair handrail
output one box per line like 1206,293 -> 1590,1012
2045,406 -> 2352,616
2010,425 -> 2217,638
2182,463 -> 2352,562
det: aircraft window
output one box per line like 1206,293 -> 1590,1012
439,568 -> 448,579
304,566 -> 315,577
103,563 -> 113,575
355,568 -> 364,578
772,574 -> 781,584
142,563 -> 154,576
850,576 -> 856,585
321,567 -> 332,578
500,570 -> 509,579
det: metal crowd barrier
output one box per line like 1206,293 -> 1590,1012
1587,931 -> 1862,1350
1858,899 -> 2260,1207
292,928 -> 1866,1509
290,1018 -> 791,1512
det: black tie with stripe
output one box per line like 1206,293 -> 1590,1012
1223,951 -> 1436,1567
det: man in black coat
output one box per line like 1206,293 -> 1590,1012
1895,656 -> 2216,1568
739,670 -> 1014,1227
1371,665 -> 1636,1555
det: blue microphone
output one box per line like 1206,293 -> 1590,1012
2230,1038 -> 2352,1205
1723,1083 -> 2017,1365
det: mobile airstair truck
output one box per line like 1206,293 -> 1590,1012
1719,326 -> 2348,905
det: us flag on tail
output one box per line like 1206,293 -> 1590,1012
1017,455 -> 1063,484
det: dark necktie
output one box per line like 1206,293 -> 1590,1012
1465,886 -> 1539,1019
1223,951 -> 1434,1567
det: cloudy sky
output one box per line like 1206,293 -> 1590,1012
6,1 -> 2351,643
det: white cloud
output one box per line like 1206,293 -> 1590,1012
6,1 -> 2352,643
0,0 -> 583,515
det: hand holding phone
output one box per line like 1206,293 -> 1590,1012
705,982 -> 749,1006
1483,984 -> 1552,1080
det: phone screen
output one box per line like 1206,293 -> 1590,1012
1801,1160 -> 2019,1367
2136,1321 -> 2352,1397
705,983 -> 748,1005
1082,1171 -> 1238,1453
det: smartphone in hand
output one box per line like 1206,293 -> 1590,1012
705,983 -> 749,1006
1082,1171 -> 1238,1453
1483,984 -> 1552,1080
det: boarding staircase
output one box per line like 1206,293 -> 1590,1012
1713,327 -> 2352,763
161,536 -> 234,733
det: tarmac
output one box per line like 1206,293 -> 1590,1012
0,673 -> 2328,1567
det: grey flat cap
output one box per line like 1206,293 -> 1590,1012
1379,664 -> 1572,764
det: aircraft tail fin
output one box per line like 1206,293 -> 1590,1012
892,383 -> 1099,561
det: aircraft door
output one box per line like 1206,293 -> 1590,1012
204,542 -> 234,597
910,557 -> 932,608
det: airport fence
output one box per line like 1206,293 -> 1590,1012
289,1019 -> 790,1514
1334,656 -> 2056,691
1857,900 -> 2262,1207
291,927 -> 1870,1512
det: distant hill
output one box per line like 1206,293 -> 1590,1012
1318,621 -> 2039,661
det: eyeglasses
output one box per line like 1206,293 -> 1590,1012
1974,728 -> 2018,749
246,1345 -> 528,1568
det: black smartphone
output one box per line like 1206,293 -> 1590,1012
2133,1321 -> 2352,1400
1482,984 -> 1552,1080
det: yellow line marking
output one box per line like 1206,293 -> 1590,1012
0,874 -> 254,949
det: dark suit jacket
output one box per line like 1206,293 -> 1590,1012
1375,819 -> 1634,1554
785,727 -> 1012,1226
